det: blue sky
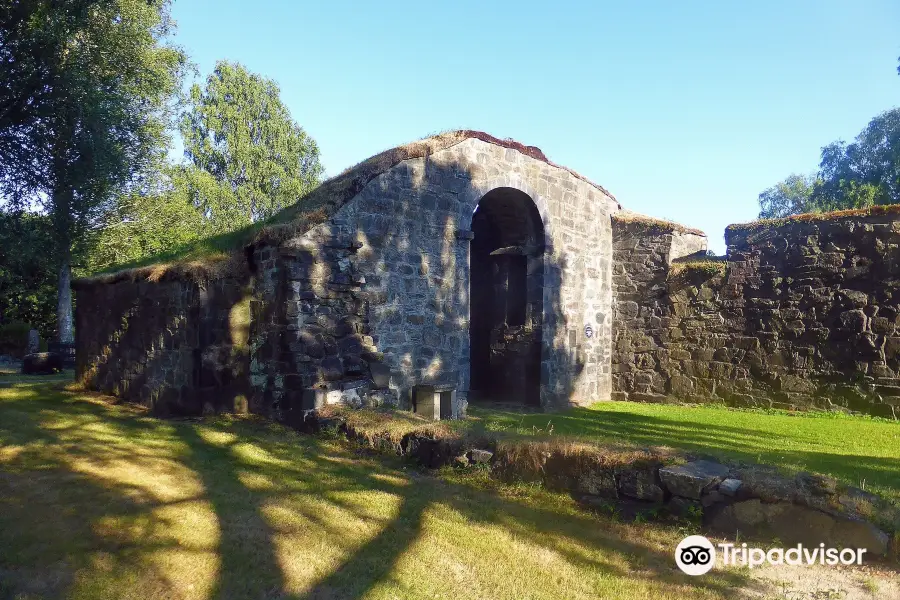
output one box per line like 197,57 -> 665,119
170,1 -> 900,252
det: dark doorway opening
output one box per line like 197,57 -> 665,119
469,188 -> 544,406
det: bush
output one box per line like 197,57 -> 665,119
0,321 -> 32,358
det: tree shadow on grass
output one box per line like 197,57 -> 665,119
0,382 -> 763,600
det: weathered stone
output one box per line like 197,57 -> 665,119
708,500 -> 890,556
700,490 -> 725,507
468,449 -> 494,464
25,330 -> 39,355
666,496 -> 702,518
367,362 -> 392,388
718,478 -> 742,496
659,460 -> 729,499
320,357 -> 344,381
21,352 -> 63,375
617,466 -> 664,502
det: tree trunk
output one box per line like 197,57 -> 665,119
57,252 -> 74,344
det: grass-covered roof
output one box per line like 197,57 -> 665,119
77,130 -> 618,287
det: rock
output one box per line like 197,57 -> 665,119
668,375 -> 694,396
701,490 -> 725,507
368,362 -> 392,388
839,309 -> 867,332
795,472 -> 838,497
735,465 -> 795,503
666,496 -> 702,518
708,499 -> 783,530
838,289 -> 868,308
25,330 -> 39,355
709,500 -> 890,556
576,467 -> 618,498
659,460 -> 729,499
301,388 -> 326,410
319,357 -> 344,381
830,520 -> 890,557
468,449 -> 494,464
363,388 -> 398,408
618,466 -> 665,502
21,352 -> 63,375
402,434 -> 462,469
339,387 -> 364,408
718,478 -> 742,496
343,356 -> 366,375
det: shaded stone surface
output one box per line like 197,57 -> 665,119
21,352 -> 62,375
618,466 -> 665,502
708,500 -> 890,556
659,460 -> 728,499
612,212 -> 900,419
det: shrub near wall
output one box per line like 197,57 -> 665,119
612,208 -> 900,418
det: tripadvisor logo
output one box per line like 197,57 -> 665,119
675,535 -> 869,576
675,535 -> 716,575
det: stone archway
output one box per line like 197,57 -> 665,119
469,187 -> 544,406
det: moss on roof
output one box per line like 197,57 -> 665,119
726,204 -> 900,234
611,210 -> 706,236
77,130 -> 618,287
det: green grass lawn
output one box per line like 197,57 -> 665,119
469,401 -> 900,504
0,381 -> 758,600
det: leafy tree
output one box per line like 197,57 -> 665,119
180,61 -> 324,229
0,211 -> 57,338
759,108 -> 900,218
87,166 -> 208,272
758,174 -> 821,219
0,0 -> 188,342
815,108 -> 900,209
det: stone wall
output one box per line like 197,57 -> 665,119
247,226 -> 396,426
74,276 -> 251,416
308,137 -> 620,413
612,211 -> 900,419
75,134 -> 621,422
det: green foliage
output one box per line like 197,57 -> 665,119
87,166 -> 210,272
815,108 -> 900,208
180,60 -> 324,229
0,321 -> 32,358
759,108 -> 900,218
1,0 -> 189,341
88,61 -> 326,274
0,211 -> 56,338
757,173 -> 821,219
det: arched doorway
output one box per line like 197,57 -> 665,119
469,187 -> 544,406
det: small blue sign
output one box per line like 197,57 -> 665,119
584,325 -> 594,339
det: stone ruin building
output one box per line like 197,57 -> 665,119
74,130 -> 900,421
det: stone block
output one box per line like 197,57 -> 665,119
618,466 -> 664,502
21,352 -> 63,375
468,449 -> 494,464
319,357 -> 344,381
368,362 -> 392,388
301,388 -> 325,410
659,460 -> 729,499
718,478 -> 742,496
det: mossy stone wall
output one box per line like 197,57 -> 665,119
74,277 -> 251,415
612,213 -> 900,418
